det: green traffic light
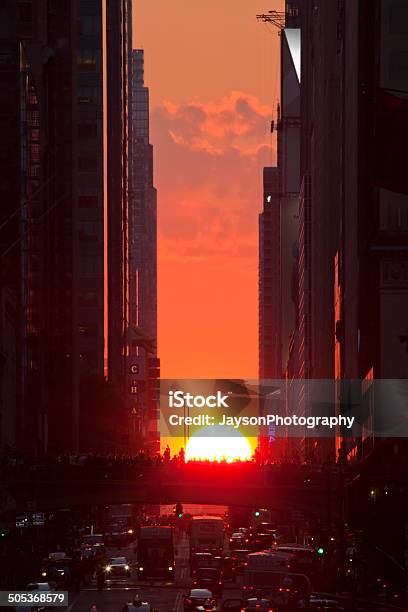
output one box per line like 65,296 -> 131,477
317,547 -> 324,555
254,511 -> 260,517
178,513 -> 183,518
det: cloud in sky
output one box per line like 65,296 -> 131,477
151,91 -> 276,378
151,91 -> 275,269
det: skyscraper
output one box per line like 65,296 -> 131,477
107,0 -> 133,396
259,167 -> 280,381
128,49 -> 159,451
0,0 -> 133,453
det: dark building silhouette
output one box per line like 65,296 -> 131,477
259,167 -> 280,381
107,0 -> 133,398
128,49 -> 160,452
0,0 -> 135,453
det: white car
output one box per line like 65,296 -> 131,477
26,583 -> 54,591
105,556 -> 131,578
184,589 -> 215,612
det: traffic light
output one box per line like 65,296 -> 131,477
254,510 -> 261,517
175,503 -> 183,518
317,546 -> 325,556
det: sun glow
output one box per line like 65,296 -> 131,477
185,426 -> 253,463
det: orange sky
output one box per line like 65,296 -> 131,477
133,1 -> 283,379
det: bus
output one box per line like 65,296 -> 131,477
190,516 -> 225,555
137,525 -> 175,580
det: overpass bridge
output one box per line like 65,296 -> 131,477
4,463 -> 343,519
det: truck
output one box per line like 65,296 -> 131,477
190,516 -> 225,555
137,525 -> 175,580
242,551 -> 311,606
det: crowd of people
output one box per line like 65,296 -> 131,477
0,444 -> 342,485
0,444 -> 338,469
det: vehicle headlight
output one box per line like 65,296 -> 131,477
125,565 -> 129,571
105,565 -> 111,572
168,566 -> 173,571
138,566 -> 143,571
41,572 -> 47,577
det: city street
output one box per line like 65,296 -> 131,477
91,532 -> 242,611
1,0 -> 408,608
67,584 -> 243,612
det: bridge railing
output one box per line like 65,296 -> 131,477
1,461 -> 343,490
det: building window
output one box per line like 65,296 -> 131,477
18,1 -> 32,22
79,325 -> 98,337
78,123 -> 97,139
79,15 -> 100,36
77,86 -> 99,105
79,220 -> 101,237
78,195 -> 98,207
79,292 -> 99,307
27,110 -> 40,127
78,155 -> 97,172
77,50 -> 99,71
80,256 -> 102,277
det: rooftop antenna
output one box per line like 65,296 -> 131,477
256,10 -> 286,31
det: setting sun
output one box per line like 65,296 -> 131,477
185,426 -> 253,463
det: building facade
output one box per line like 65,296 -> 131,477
0,0 -> 133,453
128,49 -> 160,452
259,166 -> 280,381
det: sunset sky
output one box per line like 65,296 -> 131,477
133,1 -> 283,379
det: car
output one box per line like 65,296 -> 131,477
183,589 -> 216,612
192,567 -> 223,597
229,533 -> 245,549
191,552 -> 214,575
26,583 -> 54,591
24,583 -> 56,612
40,554 -> 73,586
241,598 -> 274,611
251,533 -> 277,552
105,556 -> 131,578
